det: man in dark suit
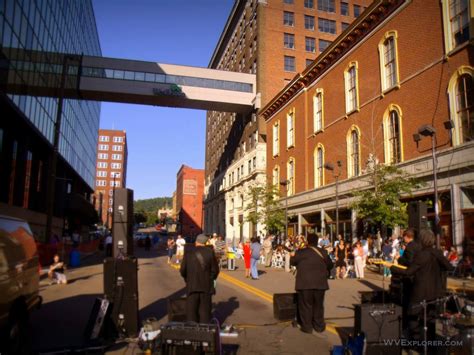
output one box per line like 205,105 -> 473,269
391,229 -> 452,342
290,234 -> 333,335
180,234 -> 219,323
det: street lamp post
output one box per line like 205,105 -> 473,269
414,124 -> 440,249
324,161 -> 342,244
280,180 -> 290,239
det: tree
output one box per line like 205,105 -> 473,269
350,159 -> 421,235
244,183 -> 286,235
134,210 -> 147,225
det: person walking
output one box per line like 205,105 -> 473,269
243,238 -> 251,278
290,234 -> 333,335
263,235 -> 273,267
180,234 -> 219,323
167,236 -> 176,264
353,241 -> 365,279
335,240 -> 347,279
250,237 -> 262,280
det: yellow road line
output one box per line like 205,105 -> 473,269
168,263 -> 338,336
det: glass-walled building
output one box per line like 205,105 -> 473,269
0,0 -> 102,239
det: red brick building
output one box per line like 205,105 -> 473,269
176,165 -> 205,237
262,0 -> 473,253
94,129 -> 128,227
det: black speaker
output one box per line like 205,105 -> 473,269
103,257 -> 139,337
84,297 -> 111,341
168,298 -> 187,322
112,188 -> 134,257
273,293 -> 297,321
354,303 -> 402,343
407,201 -> 428,239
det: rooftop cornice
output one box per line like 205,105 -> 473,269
260,0 -> 407,121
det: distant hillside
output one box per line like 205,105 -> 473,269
134,197 -> 172,213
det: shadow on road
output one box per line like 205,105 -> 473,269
139,287 -> 186,322
31,293 -> 103,352
213,296 -> 240,325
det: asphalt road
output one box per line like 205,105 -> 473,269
30,247 -> 391,354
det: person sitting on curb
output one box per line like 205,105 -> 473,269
48,254 -> 67,285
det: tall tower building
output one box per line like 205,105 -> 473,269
204,0 -> 370,243
94,129 -> 128,227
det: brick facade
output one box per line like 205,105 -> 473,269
262,0 -> 474,253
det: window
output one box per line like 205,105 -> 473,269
284,56 -> 296,72
385,109 -> 402,164
314,145 -> 324,188
253,157 -> 257,169
96,180 -> 106,187
248,160 -> 252,173
319,39 -> 331,52
318,18 -> 336,34
305,0 -> 314,9
98,153 -> 108,159
273,166 -> 280,191
379,32 -> 399,92
313,90 -> 324,132
97,171 -> 107,177
112,154 -> 122,160
306,59 -> 314,67
273,121 -> 280,156
287,158 -> 295,196
318,0 -> 335,12
112,145 -> 123,151
345,62 -> 359,113
111,172 -> 121,178
111,163 -> 122,169
284,0 -> 294,4
284,11 -> 294,26
98,162 -> 108,168
110,181 -> 121,187
109,199 -> 113,206
448,68 -> 474,145
341,22 -> 349,31
99,135 -> 109,142
98,144 -> 109,151
442,0 -> 470,53
113,136 -> 124,143
287,109 -> 295,148
304,15 -> 315,30
341,1 -> 349,15
284,33 -> 295,49
347,127 -> 361,177
23,151 -> 32,208
353,4 -> 361,17
305,37 -> 316,52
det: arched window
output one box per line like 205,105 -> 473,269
383,105 -> 403,164
344,62 -> 359,114
314,145 -> 324,188
448,67 -> 474,145
378,31 -> 399,92
273,165 -> 280,191
287,158 -> 295,196
347,127 -> 361,177
456,74 -> 474,142
313,89 -> 324,132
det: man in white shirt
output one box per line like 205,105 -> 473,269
176,235 -> 186,264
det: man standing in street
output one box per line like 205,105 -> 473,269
263,235 -> 273,267
180,234 -> 219,323
175,235 -> 185,264
290,234 -> 333,335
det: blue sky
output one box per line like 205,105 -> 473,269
92,0 -> 234,200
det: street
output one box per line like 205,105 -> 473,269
30,248 -> 391,354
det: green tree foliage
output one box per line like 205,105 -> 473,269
134,197 -> 172,214
134,210 -> 147,225
244,184 -> 286,234
350,162 -> 421,231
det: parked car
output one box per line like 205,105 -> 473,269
0,215 -> 41,353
